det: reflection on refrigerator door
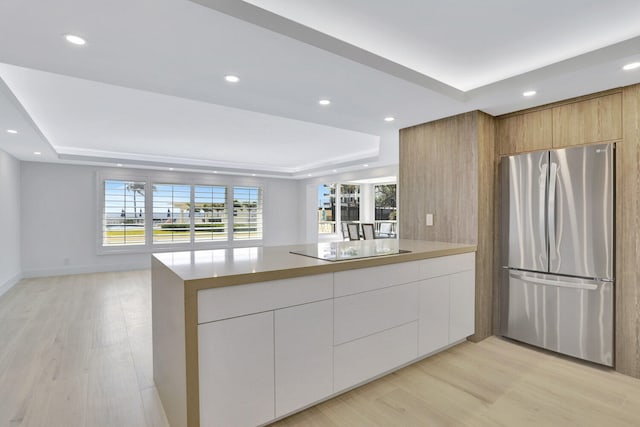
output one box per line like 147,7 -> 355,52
503,270 -> 613,366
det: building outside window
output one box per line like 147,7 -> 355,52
317,183 -> 336,234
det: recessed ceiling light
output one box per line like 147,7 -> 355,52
623,62 -> 640,71
33,151 -> 41,155
65,34 -> 86,45
6,129 -> 18,134
523,90 -> 537,97
318,99 -> 331,106
384,117 -> 395,122
332,169 -> 337,173
169,167 -> 174,171
307,173 -> 312,177
225,75 -> 240,83
116,163 -> 123,167
363,164 -> 369,167
213,170 -> 218,174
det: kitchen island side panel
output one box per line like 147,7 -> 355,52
152,257 -> 187,427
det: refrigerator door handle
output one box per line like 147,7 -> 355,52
548,162 -> 558,262
538,163 -> 548,260
509,272 -> 598,290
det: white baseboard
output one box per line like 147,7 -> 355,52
22,261 -> 150,279
0,272 -> 23,298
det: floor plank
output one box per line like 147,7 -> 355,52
2,271 -> 640,427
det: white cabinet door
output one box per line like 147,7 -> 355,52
449,269 -> 476,343
418,276 -> 450,356
198,312 -> 274,427
275,300 -> 333,417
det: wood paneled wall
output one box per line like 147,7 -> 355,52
617,84 -> 640,377
399,113 -> 478,244
399,111 -> 495,341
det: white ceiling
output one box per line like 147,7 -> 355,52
0,0 -> 639,178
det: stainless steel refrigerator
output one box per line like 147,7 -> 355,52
500,143 -> 614,366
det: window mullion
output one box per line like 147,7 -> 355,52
190,185 -> 195,245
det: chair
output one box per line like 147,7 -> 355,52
340,222 -> 349,240
361,223 -> 376,240
378,222 -> 395,238
347,223 -> 360,240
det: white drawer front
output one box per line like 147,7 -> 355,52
334,282 -> 418,345
334,322 -> 418,392
198,273 -> 333,324
334,261 -> 421,297
419,252 -> 475,280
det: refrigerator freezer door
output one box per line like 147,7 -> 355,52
549,144 -> 614,279
503,151 -> 549,272
502,270 -> 613,366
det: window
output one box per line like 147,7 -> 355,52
153,184 -> 191,244
375,184 -> 397,220
100,175 -> 261,250
194,185 -> 228,242
317,184 -> 336,234
102,180 -> 146,246
233,186 -> 263,240
340,184 -> 360,222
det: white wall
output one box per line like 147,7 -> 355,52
20,162 -> 301,277
0,149 -> 21,295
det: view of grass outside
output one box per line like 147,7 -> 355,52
103,180 -> 146,246
153,183 -> 191,244
194,185 -> 228,241
103,180 -> 261,246
233,186 -> 263,240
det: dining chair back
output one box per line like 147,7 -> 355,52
347,223 -> 360,240
361,223 -> 376,240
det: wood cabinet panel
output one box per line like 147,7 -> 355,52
497,109 -> 552,155
616,84 -> 640,378
552,93 -> 622,148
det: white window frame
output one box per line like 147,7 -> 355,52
97,171 -> 264,255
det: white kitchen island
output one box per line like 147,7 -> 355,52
152,239 -> 476,427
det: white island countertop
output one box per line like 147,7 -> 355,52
152,239 -> 476,290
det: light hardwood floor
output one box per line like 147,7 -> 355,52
2,271 -> 640,427
0,271 -> 169,427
